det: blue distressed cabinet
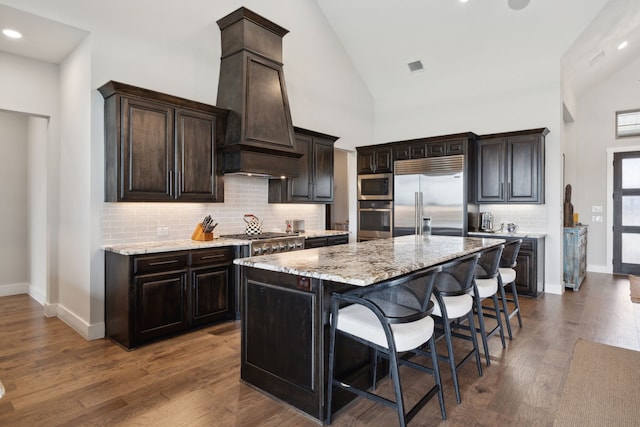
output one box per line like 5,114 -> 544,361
564,226 -> 588,290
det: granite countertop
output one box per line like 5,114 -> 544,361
468,231 -> 547,239
234,234 -> 505,286
102,229 -> 350,256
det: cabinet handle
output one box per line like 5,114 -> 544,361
200,255 -> 224,260
168,171 -> 174,197
149,260 -> 179,266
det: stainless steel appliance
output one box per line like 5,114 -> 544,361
393,155 -> 467,236
358,173 -> 393,200
480,212 -> 494,231
220,232 -> 305,256
357,200 -> 393,240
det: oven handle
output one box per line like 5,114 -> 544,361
359,208 -> 392,212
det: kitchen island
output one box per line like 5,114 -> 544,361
234,234 -> 504,422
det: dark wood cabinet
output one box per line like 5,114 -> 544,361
505,237 -> 545,298
357,146 -> 393,174
105,246 -> 236,349
99,81 -> 229,202
304,234 -> 349,249
269,127 -> 338,203
476,128 -> 548,204
134,270 -> 189,343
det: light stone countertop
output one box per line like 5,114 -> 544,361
102,229 -> 350,256
234,234 -> 505,286
468,231 -> 546,239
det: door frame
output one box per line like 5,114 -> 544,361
606,145 -> 640,273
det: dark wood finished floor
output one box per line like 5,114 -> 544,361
1,272 -> 638,426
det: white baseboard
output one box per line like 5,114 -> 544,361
0,282 -> 28,297
28,285 -> 46,305
545,281 -> 564,295
45,303 -> 105,340
587,264 -> 611,274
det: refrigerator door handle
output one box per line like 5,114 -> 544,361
415,192 -> 423,235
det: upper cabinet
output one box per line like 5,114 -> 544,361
476,128 -> 548,204
268,127 -> 339,203
356,146 -> 393,174
99,81 -> 229,202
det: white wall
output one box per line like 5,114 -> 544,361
27,116 -> 49,304
0,53 -> 59,306
0,111 -> 29,294
570,53 -> 640,271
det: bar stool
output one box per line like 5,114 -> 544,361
429,253 -> 482,404
326,265 -> 445,426
470,244 -> 506,366
498,239 -> 523,340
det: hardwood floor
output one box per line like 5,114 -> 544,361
1,272 -> 638,426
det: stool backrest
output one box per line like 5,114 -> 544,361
434,253 -> 481,295
500,239 -> 522,269
475,244 -> 504,279
342,265 -> 443,324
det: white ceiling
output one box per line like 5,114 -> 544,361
0,0 -> 639,102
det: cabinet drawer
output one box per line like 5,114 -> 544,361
191,247 -> 234,266
133,253 -> 189,275
327,235 -> 349,246
519,239 -> 535,252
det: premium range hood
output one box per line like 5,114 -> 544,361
216,7 -> 301,177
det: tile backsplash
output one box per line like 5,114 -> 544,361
102,175 -> 325,245
478,204 -> 548,232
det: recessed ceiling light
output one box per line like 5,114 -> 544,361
2,28 -> 22,39
618,40 -> 629,50
459,0 -> 470,3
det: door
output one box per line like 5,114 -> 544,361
613,151 -> 640,274
191,265 -> 231,326
477,138 -> 505,202
421,171 -> 464,235
312,139 -> 334,201
393,174 -> 420,236
121,96 -> 174,201
507,135 -> 540,203
175,108 -> 219,201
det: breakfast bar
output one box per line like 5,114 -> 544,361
234,234 -> 504,422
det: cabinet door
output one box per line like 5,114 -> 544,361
312,139 -> 334,202
374,148 -> 393,173
134,271 -> 188,343
289,134 -> 313,201
477,139 -> 506,202
507,135 -> 540,203
357,149 -> 376,174
191,265 -> 232,326
427,141 -> 446,157
121,97 -> 174,201
175,108 -> 221,202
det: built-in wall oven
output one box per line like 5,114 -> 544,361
357,173 -> 393,200
357,200 -> 393,241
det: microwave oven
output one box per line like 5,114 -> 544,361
357,173 -> 393,200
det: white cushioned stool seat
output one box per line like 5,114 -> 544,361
474,277 -> 498,298
337,303 -> 435,353
430,293 -> 473,319
499,267 -> 516,284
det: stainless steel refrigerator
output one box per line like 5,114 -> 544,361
393,155 -> 467,236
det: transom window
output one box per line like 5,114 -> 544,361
616,110 -> 640,138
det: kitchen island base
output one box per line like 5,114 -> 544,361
240,268 -> 380,422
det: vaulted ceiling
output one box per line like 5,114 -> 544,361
1,0 -> 639,104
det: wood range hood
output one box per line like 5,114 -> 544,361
216,7 -> 301,178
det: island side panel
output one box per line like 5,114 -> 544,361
240,266 -> 372,421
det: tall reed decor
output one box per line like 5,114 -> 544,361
563,184 -> 574,227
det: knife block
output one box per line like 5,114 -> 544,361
191,223 -> 214,241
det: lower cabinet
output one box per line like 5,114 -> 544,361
508,237 -> 545,298
304,234 -> 349,249
105,246 -> 236,349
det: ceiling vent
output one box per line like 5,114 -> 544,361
408,60 -> 424,72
